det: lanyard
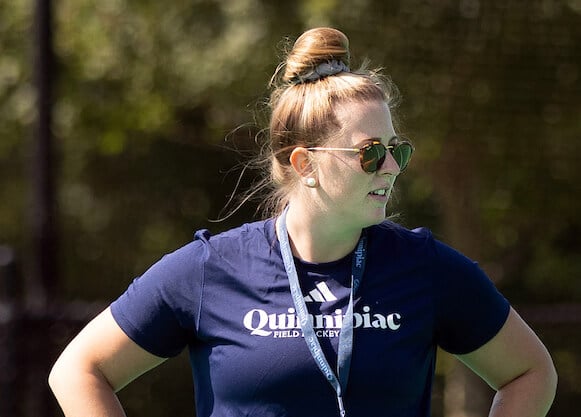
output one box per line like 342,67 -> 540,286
276,207 -> 367,417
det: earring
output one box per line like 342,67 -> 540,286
305,177 -> 317,188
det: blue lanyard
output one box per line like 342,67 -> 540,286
276,207 -> 367,417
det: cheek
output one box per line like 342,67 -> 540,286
322,153 -> 360,179
321,166 -> 368,198
316,154 -> 369,198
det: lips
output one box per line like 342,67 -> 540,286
369,188 -> 387,196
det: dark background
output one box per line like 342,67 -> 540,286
1,0 -> 580,416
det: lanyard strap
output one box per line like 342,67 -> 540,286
276,207 -> 367,417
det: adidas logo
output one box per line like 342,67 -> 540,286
304,282 -> 338,303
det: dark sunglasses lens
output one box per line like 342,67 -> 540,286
392,143 -> 413,171
360,143 -> 386,173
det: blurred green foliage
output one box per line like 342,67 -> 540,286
1,0 -> 580,416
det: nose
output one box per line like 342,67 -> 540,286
377,151 -> 400,176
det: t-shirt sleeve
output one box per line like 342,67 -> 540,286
110,239 -> 206,358
433,239 -> 510,355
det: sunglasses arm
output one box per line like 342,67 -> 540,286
306,147 -> 360,153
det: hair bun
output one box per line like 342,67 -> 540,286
282,27 -> 351,84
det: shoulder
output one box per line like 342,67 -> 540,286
367,221 -> 489,276
368,221 -> 435,245
190,219 -> 278,273
125,219 -> 274,286
366,221 -> 437,260
193,218 -> 275,249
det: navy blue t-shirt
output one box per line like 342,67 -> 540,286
111,219 -> 510,417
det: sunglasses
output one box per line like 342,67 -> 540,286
307,136 -> 413,173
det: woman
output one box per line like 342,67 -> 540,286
49,27 -> 557,417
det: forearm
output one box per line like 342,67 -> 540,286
488,366 -> 557,417
49,366 -> 127,417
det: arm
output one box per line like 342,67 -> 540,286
456,307 -> 557,417
48,307 -> 167,417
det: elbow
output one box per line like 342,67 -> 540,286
545,358 -> 558,403
532,358 -> 558,413
48,353 -> 84,397
48,357 -> 67,396
496,353 -> 558,411
536,346 -> 558,404
517,354 -> 558,409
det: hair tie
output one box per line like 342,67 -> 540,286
290,59 -> 350,85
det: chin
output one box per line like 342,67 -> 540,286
362,208 -> 388,228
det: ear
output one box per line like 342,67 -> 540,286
289,147 -> 316,178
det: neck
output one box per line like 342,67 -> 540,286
280,203 -> 363,263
